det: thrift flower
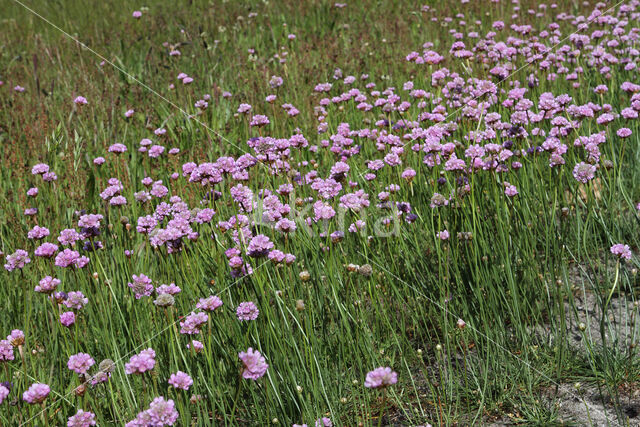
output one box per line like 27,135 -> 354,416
236,301 -> 259,321
238,348 -> 268,380
168,371 -> 193,390
23,383 -> 50,404
364,367 -> 397,388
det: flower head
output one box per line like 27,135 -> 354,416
364,367 -> 397,388
67,353 -> 95,375
238,347 -> 268,380
236,301 -> 259,321
23,383 -> 50,404
67,409 -> 97,426
0,340 -> 14,361
196,296 -> 223,312
128,274 -> 154,299
168,371 -> 193,390
572,162 -> 596,184
610,243 -> 632,260
7,330 -> 25,347
125,348 -> 156,374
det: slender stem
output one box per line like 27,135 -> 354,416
377,390 -> 387,427
230,378 -> 243,422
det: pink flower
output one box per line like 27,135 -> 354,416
67,409 -> 97,426
187,340 -> 203,353
168,371 -> 193,390
238,347 -> 268,380
196,295 -> 223,312
364,367 -> 397,388
0,384 -> 9,404
35,276 -> 60,294
125,348 -> 156,374
132,11 -> 142,18
236,301 -> 259,321
504,184 -> 518,197
67,353 -> 95,375
0,340 -> 14,361
572,162 -> 596,184
7,329 -> 25,347
617,128 -> 632,138
60,312 -> 76,327
610,244 -> 632,260
23,383 -> 50,404
437,230 -> 450,240
74,96 -> 88,105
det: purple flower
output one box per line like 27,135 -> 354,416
67,353 -> 95,375
7,330 -> 25,347
237,103 -> 252,114
315,418 -> 333,427
610,244 -> 632,260
156,283 -> 181,295
78,213 -> 104,229
364,367 -> 398,388
58,229 -> 82,246
617,128 -> 632,138
125,348 -> 156,374
504,184 -> 518,197
74,96 -> 88,105
437,230 -> 450,241
269,75 -> 284,88
34,242 -> 58,258
146,396 -> 179,425
55,249 -> 89,269
247,234 -> 274,257
43,172 -> 57,182
572,162 -> 596,184
132,10 -> 142,18
67,409 -> 97,427
430,193 -> 449,208
125,109 -> 135,118
27,226 -> 50,240
0,340 -> 14,361
196,296 -> 223,312
0,384 -> 9,404
194,209 -> 216,224
64,291 -> 88,310
31,163 -> 50,175
128,274 -> 154,299
187,340 -> 203,353
108,143 -> 127,153
238,348 -> 268,380
168,371 -> 193,390
60,312 -> 76,327
136,215 -> 158,234
401,168 -> 416,181
179,312 -> 208,335
109,196 -> 127,206
22,383 -> 50,404
250,114 -> 270,127
236,302 -> 259,321
4,249 -> 31,271
148,145 -> 165,158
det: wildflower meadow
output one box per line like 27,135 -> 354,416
1,0 -> 640,425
